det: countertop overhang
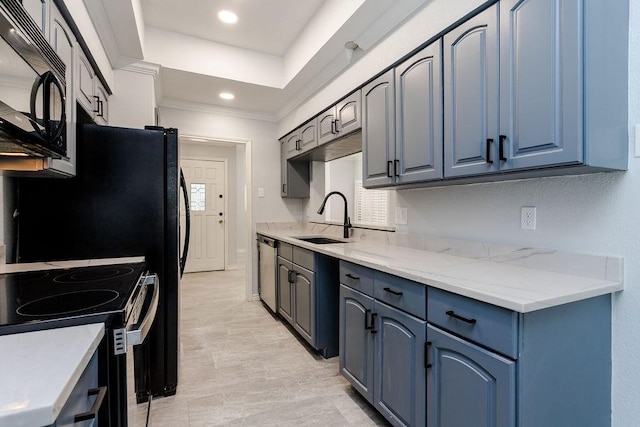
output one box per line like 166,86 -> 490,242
257,227 -> 622,313
0,324 -> 105,426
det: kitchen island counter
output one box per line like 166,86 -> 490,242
0,323 -> 105,426
257,224 -> 622,313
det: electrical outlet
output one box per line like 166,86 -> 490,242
520,206 -> 536,230
395,207 -> 408,225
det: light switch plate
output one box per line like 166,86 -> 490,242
258,187 -> 265,198
395,207 -> 408,225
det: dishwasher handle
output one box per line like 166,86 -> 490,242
258,236 -> 276,248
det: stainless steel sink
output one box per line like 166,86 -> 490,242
294,236 -> 346,244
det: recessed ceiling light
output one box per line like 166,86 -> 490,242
219,92 -> 235,100
218,10 -> 238,24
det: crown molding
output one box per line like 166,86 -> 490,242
160,98 -> 278,123
118,61 -> 161,76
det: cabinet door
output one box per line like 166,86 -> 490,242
277,258 -> 293,325
280,139 -> 288,197
22,0 -> 47,34
443,6 -> 499,178
298,120 -> 318,154
499,0 -> 582,170
50,6 -> 76,176
363,69 -> 396,188
374,301 -> 426,427
284,130 -> 300,159
339,284 -> 375,402
395,40 -> 443,184
77,53 -> 96,117
427,325 -> 515,427
293,266 -> 315,346
335,91 -> 361,136
317,106 -> 337,146
280,139 -> 310,198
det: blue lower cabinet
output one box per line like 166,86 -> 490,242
374,302 -> 426,427
339,283 -> 426,427
339,284 -> 375,401
427,324 -> 515,427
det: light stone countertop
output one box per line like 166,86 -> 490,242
0,256 -> 145,274
0,323 -> 105,426
257,223 -> 623,313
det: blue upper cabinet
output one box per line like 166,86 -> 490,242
442,0 -> 628,179
444,6 -> 499,178
363,70 -> 396,188
364,39 -> 444,189
499,0 -> 582,171
395,41 -> 444,184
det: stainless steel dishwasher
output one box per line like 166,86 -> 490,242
257,235 -> 277,313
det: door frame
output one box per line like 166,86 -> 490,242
179,135 -> 254,302
180,155 -> 229,271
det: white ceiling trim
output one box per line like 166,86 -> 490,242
160,98 -> 277,123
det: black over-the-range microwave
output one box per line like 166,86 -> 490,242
0,0 -> 67,159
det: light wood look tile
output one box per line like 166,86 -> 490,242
129,268 -> 389,426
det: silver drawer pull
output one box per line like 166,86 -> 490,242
446,310 -> 477,324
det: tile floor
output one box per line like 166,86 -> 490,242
128,268 -> 389,426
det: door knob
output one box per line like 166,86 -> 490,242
219,220 -> 224,224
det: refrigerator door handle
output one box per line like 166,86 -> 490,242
179,168 -> 190,278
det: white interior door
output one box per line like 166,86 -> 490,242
181,159 -> 226,272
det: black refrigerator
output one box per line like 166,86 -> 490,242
14,123 -> 189,403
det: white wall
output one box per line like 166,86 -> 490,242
159,105 -> 302,294
279,0 -> 639,424
109,68 -> 157,128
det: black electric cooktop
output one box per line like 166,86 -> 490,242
0,262 -> 146,334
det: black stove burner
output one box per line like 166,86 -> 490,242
14,270 -> 51,282
0,261 -> 146,331
16,289 -> 120,317
53,266 -> 135,283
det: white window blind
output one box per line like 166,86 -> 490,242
354,180 -> 389,226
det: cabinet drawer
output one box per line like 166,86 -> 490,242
278,242 -> 293,261
339,261 -> 374,296
374,272 -> 426,320
293,246 -> 314,271
428,288 -> 518,359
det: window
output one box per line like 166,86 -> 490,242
354,180 -> 389,227
190,183 -> 206,211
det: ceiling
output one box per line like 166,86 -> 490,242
140,0 -> 326,56
86,0 -> 428,120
